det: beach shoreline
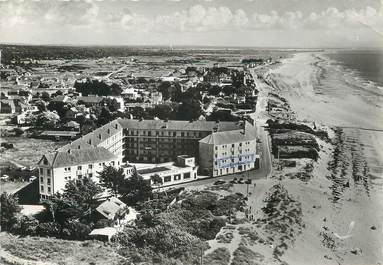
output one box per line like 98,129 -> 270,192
261,52 -> 383,265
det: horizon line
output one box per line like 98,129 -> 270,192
0,42 -> 382,51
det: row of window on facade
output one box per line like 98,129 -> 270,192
39,168 -> 51,176
41,185 -> 51,193
215,148 -> 252,157
40,176 -> 51,185
62,161 -> 119,173
159,172 -> 193,183
215,156 -> 254,165
126,130 -> 206,138
216,164 -> 248,175
215,141 -> 252,150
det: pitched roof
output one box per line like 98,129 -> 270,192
95,197 -> 126,220
41,130 -> 78,137
65,121 -> 80,127
51,95 -> 68,102
77,96 -> 103,104
199,123 -> 256,145
117,119 -> 243,132
59,119 -> 122,151
40,147 -> 117,168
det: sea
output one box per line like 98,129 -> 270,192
326,49 -> 383,88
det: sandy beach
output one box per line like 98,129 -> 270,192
264,52 -> 383,265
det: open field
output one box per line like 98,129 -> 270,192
0,233 -> 127,265
0,137 -> 66,167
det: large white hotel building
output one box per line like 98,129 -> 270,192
38,118 -> 257,199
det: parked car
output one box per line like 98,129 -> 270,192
213,179 -> 226,185
238,178 -> 244,184
1,175 -> 10,181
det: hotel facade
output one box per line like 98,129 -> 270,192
38,118 -> 257,199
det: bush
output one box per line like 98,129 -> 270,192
94,219 -> 114,229
1,192 -> 21,231
62,220 -> 91,240
12,215 -> 39,236
36,222 -> 60,237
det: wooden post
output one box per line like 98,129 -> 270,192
200,246 -> 204,265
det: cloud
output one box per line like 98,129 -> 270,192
115,5 -> 382,33
0,0 -> 382,46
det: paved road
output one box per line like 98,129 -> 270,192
104,65 -> 128,79
249,68 -> 273,179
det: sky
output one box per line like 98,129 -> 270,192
0,0 -> 382,48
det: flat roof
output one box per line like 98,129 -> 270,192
137,166 -> 170,175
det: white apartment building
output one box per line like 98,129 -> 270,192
199,122 -> 257,177
38,119 -> 124,200
38,147 -> 119,199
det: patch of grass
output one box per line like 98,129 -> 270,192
203,248 -> 231,265
0,232 -> 126,265
231,245 -> 264,265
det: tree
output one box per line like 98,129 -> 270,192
1,192 -> 21,231
207,110 -> 240,122
208,85 -> 221,96
97,107 -> 114,126
98,166 -> 125,196
175,98 -> 202,121
62,178 -> 102,208
42,195 -> 82,225
222,85 -> 235,96
157,81 -> 172,100
74,79 -> 122,96
80,118 -> 97,135
41,91 -> 51,102
35,100 -> 47,112
150,104 -> 173,120
102,98 -> 120,112
120,171 -> 152,205
170,84 -> 183,102
35,111 -> 60,128
47,101 -> 68,118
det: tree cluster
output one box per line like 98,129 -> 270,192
74,79 -> 122,96
98,166 -> 152,205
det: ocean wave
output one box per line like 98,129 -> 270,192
316,54 -> 383,105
